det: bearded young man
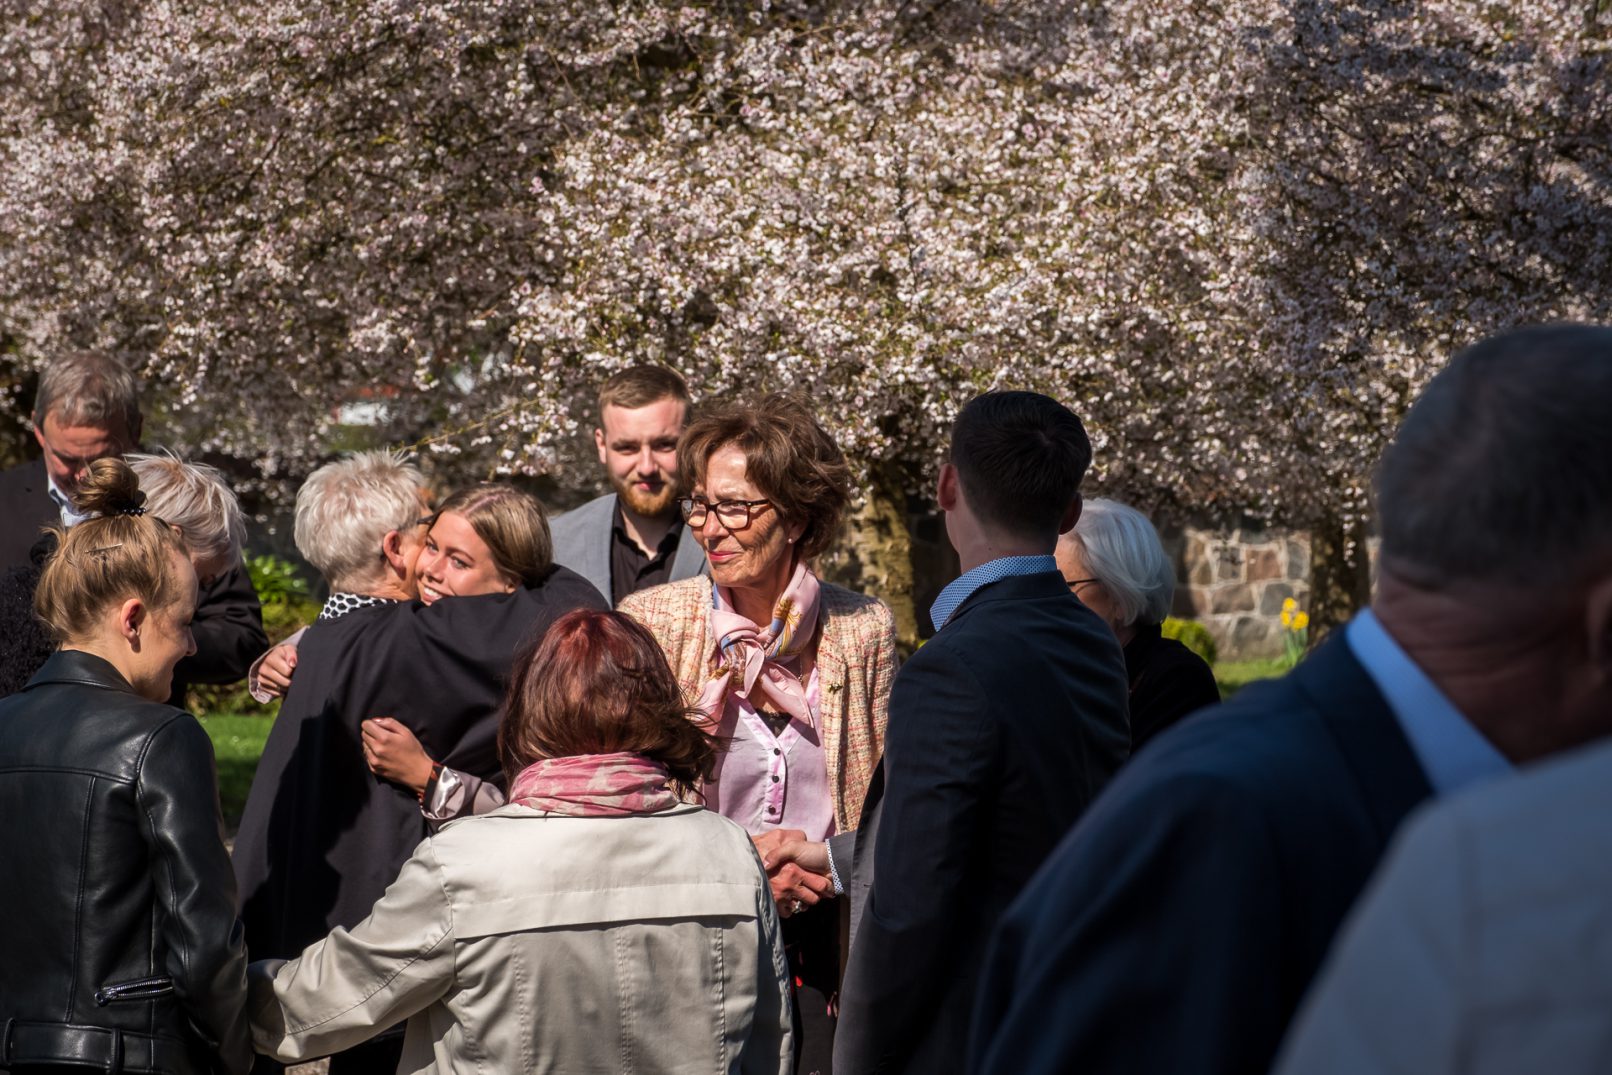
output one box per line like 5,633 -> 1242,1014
550,365 -> 707,605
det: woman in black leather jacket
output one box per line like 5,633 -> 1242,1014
0,459 -> 250,1075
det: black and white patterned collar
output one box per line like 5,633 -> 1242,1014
318,592 -> 399,622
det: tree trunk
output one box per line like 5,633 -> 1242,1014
820,462 -> 920,652
1308,513 -> 1373,646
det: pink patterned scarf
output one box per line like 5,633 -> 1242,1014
507,752 -> 681,817
695,561 -> 822,728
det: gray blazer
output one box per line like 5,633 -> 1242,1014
1274,738 -> 1612,1075
549,492 -> 706,605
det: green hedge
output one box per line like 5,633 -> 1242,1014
1161,616 -> 1217,666
187,554 -> 319,718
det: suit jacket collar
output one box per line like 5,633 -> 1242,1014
1295,629 -> 1434,841
555,492 -> 706,603
940,569 -> 1070,632
669,511 -> 706,581
25,648 -> 139,697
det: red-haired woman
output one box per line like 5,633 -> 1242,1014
247,609 -> 792,1074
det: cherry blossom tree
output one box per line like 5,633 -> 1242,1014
3,0 -> 1610,638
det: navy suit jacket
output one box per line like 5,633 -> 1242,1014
834,570 -> 1131,1074
969,629 -> 1434,1075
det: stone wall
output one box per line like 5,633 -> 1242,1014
1164,526 -> 1312,661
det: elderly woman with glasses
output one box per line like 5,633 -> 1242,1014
621,392 -> 897,1069
1056,498 -> 1220,751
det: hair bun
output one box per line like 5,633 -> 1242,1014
72,457 -> 148,519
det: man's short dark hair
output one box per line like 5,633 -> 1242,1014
596,365 -> 691,420
950,391 -> 1093,540
1378,323 -> 1612,588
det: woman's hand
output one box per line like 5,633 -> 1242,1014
255,644 -> 297,699
361,717 -> 437,794
753,829 -> 833,917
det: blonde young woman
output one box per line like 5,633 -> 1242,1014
0,459 -> 250,1074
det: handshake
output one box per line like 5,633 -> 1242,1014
751,829 -> 835,919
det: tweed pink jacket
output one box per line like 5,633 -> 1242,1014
620,575 -> 897,832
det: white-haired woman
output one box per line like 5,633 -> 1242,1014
1055,499 -> 1219,750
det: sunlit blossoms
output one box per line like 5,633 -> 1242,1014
3,0 -> 1610,544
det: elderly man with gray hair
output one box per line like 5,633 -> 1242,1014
1056,498 -> 1219,750
0,351 -> 143,564
971,324 -> 1612,1075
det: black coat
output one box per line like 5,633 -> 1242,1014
232,568 -> 608,962
0,536 -> 56,698
834,570 -> 1132,1074
0,650 -> 250,1074
1123,622 -> 1221,750
968,630 -> 1434,1075
0,460 -> 268,702
0,458 -> 57,568
168,560 -> 269,704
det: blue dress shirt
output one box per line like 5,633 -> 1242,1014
929,554 -> 1059,633
1346,608 -> 1510,795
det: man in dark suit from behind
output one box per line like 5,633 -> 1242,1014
815,391 -> 1131,1073
970,324 -> 1612,1075
0,352 -> 266,699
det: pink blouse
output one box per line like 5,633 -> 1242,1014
703,666 -> 836,841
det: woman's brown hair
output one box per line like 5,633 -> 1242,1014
35,458 -> 191,642
498,609 -> 717,795
431,483 -> 552,587
678,392 -> 851,562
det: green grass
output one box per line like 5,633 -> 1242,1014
198,713 -> 273,830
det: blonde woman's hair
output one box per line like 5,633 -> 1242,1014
127,451 -> 245,567
432,484 -> 552,588
35,458 -> 191,643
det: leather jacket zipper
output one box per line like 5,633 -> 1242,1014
94,975 -> 175,1005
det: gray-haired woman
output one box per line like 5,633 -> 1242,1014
1055,498 -> 1219,750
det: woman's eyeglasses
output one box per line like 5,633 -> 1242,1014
676,496 -> 774,531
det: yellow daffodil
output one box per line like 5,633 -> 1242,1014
1293,611 -> 1310,631
1280,609 -> 1293,627
1282,597 -> 1297,613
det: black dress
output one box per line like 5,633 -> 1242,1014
1122,621 -> 1222,750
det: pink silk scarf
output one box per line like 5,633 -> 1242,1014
507,752 -> 680,817
695,561 -> 822,729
